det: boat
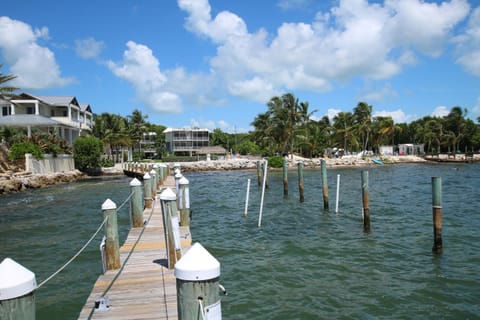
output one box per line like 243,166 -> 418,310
372,159 -> 384,165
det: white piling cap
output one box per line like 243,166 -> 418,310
129,178 -> 142,187
175,243 -> 220,281
0,258 -> 36,300
179,176 -> 189,185
175,172 -> 183,179
102,198 -> 117,210
150,169 -> 156,175
143,172 -> 151,180
159,187 -> 176,201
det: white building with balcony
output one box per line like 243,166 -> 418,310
0,93 -> 93,145
163,127 -> 210,155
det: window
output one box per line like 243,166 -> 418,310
27,106 -> 35,114
2,106 -> 11,116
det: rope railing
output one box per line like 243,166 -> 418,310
87,197 -> 158,319
35,191 -> 134,290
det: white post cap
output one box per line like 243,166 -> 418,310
143,172 -> 151,180
102,198 -> 117,210
175,172 -> 183,179
0,258 -> 36,300
159,187 -> 177,201
174,243 -> 220,281
179,176 -> 189,185
129,178 -> 142,187
150,169 -> 156,176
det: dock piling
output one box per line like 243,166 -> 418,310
102,199 -> 120,270
244,178 -> 251,217
160,188 -> 182,269
321,159 -> 329,210
432,177 -> 443,254
298,161 -> 304,202
178,176 -> 191,226
361,171 -> 370,232
283,158 -> 288,197
143,172 -> 153,209
129,178 -> 144,227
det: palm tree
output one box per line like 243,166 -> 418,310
332,111 -> 358,152
353,102 -> 373,152
0,64 -> 18,99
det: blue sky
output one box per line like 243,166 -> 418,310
1,0 -> 479,133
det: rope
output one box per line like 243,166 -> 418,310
87,196 -> 157,319
36,215 -> 109,290
198,299 -> 207,320
36,191 -> 134,290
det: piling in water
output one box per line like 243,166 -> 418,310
432,177 -> 443,254
256,161 -> 262,187
361,171 -> 370,232
298,161 -> 304,202
335,174 -> 340,213
321,159 -> 329,210
102,199 -> 120,270
244,178 -> 251,217
283,158 -> 288,197
130,178 -> 144,227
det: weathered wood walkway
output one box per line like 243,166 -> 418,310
78,176 -> 191,320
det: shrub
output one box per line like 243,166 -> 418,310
73,136 -> 103,172
100,157 -> 115,167
267,155 -> 284,168
9,141 -> 43,160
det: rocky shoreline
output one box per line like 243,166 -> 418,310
2,154 -> 477,195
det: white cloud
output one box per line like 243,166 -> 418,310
107,41 -> 182,113
0,16 -> 74,89
177,0 -> 470,103
75,37 -> 105,59
277,0 -> 311,11
327,108 -> 341,122
431,105 -> 450,117
455,6 -> 480,76
374,109 -> 411,123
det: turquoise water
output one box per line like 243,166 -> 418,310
1,163 -> 479,319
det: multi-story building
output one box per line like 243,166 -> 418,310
0,93 -> 93,145
163,127 -> 210,155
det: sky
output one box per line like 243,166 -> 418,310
1,0 -> 480,133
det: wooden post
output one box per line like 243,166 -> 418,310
0,258 -> 36,320
178,176 -> 191,226
361,171 -> 370,232
149,169 -> 157,199
256,161 -> 262,186
298,161 -> 304,202
143,172 -> 152,209
129,178 -> 144,227
160,188 -> 182,269
175,243 -> 222,320
283,158 -> 288,197
432,177 -> 443,254
102,199 -> 120,270
321,159 -> 329,210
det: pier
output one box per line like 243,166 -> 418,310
77,171 -> 191,319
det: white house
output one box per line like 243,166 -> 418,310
0,93 -> 93,145
163,127 -> 210,155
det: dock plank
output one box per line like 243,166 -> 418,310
78,176 -> 191,320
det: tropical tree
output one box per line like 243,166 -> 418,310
0,64 -> 18,99
332,111 -> 358,152
127,109 -> 148,153
353,102 -> 373,152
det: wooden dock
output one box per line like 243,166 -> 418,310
77,176 -> 192,320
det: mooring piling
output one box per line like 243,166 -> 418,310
283,158 -> 288,197
432,177 -> 443,254
258,160 -> 268,227
361,171 -> 370,232
102,198 -> 121,270
321,159 -> 329,209
160,188 -> 182,269
143,172 -> 153,209
298,161 -> 304,202
256,160 -> 262,187
129,178 -> 144,227
244,178 -> 251,217
178,176 -> 191,226
335,174 -> 340,213
0,258 -> 36,320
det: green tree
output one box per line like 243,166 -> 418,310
353,102 -> 373,152
73,136 -> 103,172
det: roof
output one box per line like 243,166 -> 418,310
37,96 -> 80,107
0,114 -> 62,127
80,104 -> 92,113
197,146 -> 227,154
163,127 -> 210,133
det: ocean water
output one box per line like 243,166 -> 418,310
0,163 -> 479,319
